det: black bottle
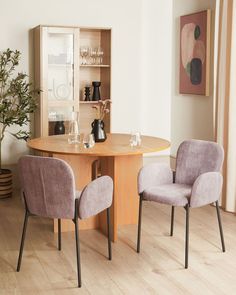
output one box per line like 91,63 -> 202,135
54,121 -> 65,135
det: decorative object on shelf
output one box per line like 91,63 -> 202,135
80,46 -> 89,65
68,112 -> 80,144
180,10 -> 211,96
54,117 -> 65,135
92,81 -> 101,101
0,48 -> 37,199
84,86 -> 91,101
91,99 -> 111,142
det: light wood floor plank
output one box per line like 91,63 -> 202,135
0,192 -> 236,294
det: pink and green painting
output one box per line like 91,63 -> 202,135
180,10 -> 211,96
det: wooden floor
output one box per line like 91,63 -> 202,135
1,192 -> 236,294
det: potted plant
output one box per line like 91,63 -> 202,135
0,49 -> 37,199
91,99 -> 111,142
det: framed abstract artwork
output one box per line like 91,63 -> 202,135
179,10 -> 211,96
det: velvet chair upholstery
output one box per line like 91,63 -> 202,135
17,155 -> 113,288
137,140 -> 225,268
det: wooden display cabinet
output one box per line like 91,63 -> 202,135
33,25 -> 111,138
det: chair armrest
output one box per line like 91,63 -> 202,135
78,176 -> 113,219
138,163 -> 173,194
190,172 -> 223,208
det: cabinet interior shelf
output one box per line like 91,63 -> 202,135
80,101 -> 99,104
48,63 -> 73,67
80,64 -> 110,68
80,100 -> 111,104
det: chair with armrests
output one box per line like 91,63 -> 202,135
137,139 -> 225,268
17,155 -> 113,288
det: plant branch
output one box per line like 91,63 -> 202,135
0,48 -> 37,169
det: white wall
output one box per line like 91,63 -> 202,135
171,0 -> 216,156
141,0 -> 173,156
0,0 -> 173,165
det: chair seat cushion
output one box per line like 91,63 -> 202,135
143,183 -> 192,206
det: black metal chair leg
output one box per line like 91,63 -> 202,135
17,210 -> 29,272
215,201 -> 226,252
74,218 -> 82,288
185,204 -> 189,269
137,194 -> 143,253
74,200 -> 82,288
170,206 -> 175,236
107,208 -> 112,260
58,219 -> 61,251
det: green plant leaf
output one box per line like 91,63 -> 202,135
0,49 -> 38,169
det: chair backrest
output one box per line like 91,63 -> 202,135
79,176 -> 113,219
175,140 -> 224,185
18,155 -> 76,219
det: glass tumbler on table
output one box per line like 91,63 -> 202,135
130,131 -> 141,147
83,133 -> 95,149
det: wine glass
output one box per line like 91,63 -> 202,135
97,47 -> 104,64
89,48 -> 97,65
80,47 -> 89,65
83,133 -> 95,148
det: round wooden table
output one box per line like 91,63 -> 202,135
28,133 -> 170,241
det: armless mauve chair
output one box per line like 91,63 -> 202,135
137,139 -> 225,268
16,155 -> 113,288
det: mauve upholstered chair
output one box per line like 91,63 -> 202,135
17,155 -> 113,288
137,139 -> 225,268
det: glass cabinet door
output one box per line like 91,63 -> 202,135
47,32 -> 74,102
42,27 -> 79,135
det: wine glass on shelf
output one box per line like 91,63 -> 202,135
89,48 -> 97,65
80,46 -> 89,65
97,47 -> 104,65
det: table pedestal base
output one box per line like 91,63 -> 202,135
53,154 -> 142,242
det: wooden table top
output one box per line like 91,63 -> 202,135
27,133 -> 170,156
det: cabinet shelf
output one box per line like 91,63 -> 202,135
80,64 -> 110,68
48,63 -> 74,67
79,99 -> 111,104
80,101 -> 99,104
